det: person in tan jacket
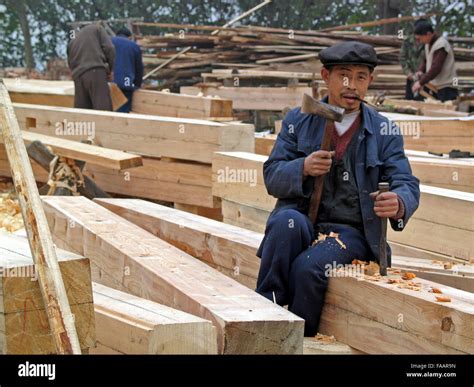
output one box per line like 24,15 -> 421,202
411,19 -> 458,102
67,24 -> 115,110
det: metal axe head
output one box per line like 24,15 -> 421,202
301,94 -> 345,122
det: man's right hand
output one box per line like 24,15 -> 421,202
303,150 -> 335,177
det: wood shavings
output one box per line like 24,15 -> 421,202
387,278 -> 401,284
0,183 -> 24,232
430,287 -> 443,294
312,232 -> 346,249
352,259 -> 368,265
435,295 -> 451,302
397,283 -> 421,291
364,261 -> 380,276
364,273 -> 382,282
313,333 -> 336,344
402,272 -> 416,280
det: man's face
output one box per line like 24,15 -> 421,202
321,65 -> 373,112
415,33 -> 432,45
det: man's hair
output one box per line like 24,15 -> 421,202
116,27 -> 132,37
414,20 -> 433,35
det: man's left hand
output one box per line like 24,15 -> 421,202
370,190 -> 399,218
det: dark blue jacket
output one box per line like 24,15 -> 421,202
263,100 -> 420,263
112,36 -> 143,91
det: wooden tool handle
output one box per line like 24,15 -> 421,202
378,182 -> 390,276
308,122 -> 334,224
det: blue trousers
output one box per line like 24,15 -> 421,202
256,209 -> 372,336
118,89 -> 134,113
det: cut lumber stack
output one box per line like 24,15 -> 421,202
131,89 -> 233,119
135,22 -> 474,94
0,103 -> 255,210
42,196 -> 305,354
93,198 -> 474,354
0,232 -> 95,354
91,282 -> 218,354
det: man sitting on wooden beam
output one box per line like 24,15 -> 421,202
256,41 -> 420,337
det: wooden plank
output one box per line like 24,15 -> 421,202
388,186 -> 474,262
181,86 -> 312,111
408,156 -> 474,193
212,151 -> 276,212
0,131 -> 143,170
0,149 -> 218,208
131,89 -> 233,119
320,271 -> 474,354
95,198 -> 260,287
42,196 -> 304,354
13,103 -> 254,164
91,282 -> 217,354
173,203 -> 223,221
0,81 -> 80,353
222,199 -> 269,233
255,134 -> 277,155
0,232 -> 94,354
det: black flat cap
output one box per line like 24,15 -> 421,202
319,41 -> 378,69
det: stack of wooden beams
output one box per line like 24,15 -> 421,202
0,103 -> 255,212
211,151 -> 474,262
93,197 -> 474,354
42,196 -> 305,354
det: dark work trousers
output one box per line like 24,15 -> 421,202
256,208 -> 372,336
436,87 -> 458,102
74,67 -> 113,111
117,89 -> 134,113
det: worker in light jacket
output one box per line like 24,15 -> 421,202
256,41 -> 420,336
411,19 -> 458,102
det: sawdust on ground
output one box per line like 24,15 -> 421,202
0,179 -> 24,232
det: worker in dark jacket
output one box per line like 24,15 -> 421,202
412,20 -> 458,102
67,24 -> 115,110
256,41 -> 420,337
112,27 -> 144,113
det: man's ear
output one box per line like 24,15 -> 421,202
321,67 -> 330,84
